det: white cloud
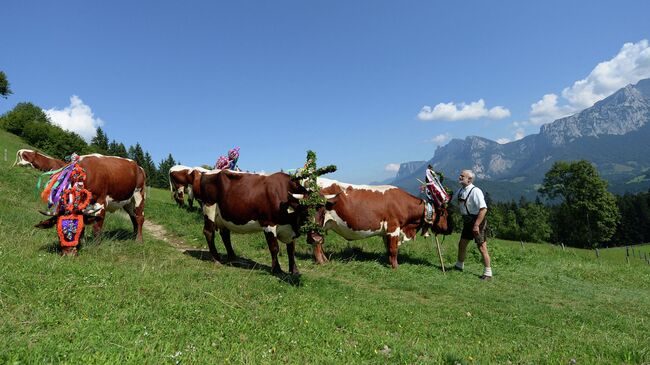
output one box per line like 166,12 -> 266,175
44,95 -> 104,141
384,163 -> 400,172
418,99 -> 511,121
529,39 -> 650,125
428,133 -> 452,145
514,128 -> 525,140
529,94 -> 574,125
496,138 -> 510,144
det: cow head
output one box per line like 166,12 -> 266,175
35,210 -> 101,256
13,149 -> 35,168
287,179 -> 338,245
420,204 -> 454,236
432,206 -> 454,235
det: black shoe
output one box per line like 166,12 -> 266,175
479,275 -> 492,281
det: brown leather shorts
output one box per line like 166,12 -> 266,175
461,215 -> 487,244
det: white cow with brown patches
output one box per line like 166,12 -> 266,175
34,154 -> 147,242
314,178 -> 453,268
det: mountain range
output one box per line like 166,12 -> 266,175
389,78 -> 650,201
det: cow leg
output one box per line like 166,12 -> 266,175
173,187 -> 185,207
218,229 -> 237,261
263,231 -> 282,274
383,235 -> 399,269
187,187 -> 194,210
286,239 -> 300,275
202,214 -> 221,263
92,209 -> 106,242
124,193 -> 145,243
312,243 -> 328,264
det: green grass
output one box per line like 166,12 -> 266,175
1,129 -> 649,364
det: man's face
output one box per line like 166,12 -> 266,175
458,171 -> 472,187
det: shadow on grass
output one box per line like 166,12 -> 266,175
296,246 -> 435,268
183,249 -> 302,286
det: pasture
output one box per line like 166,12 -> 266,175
0,131 -> 649,364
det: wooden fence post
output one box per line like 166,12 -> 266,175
520,240 -> 524,249
595,248 -> 600,258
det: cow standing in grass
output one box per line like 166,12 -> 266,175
199,170 -> 326,275
31,154 -> 147,242
314,178 -> 453,268
169,165 -> 208,208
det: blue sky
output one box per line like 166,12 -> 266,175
2,0 -> 650,183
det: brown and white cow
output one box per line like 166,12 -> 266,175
13,149 -> 67,171
34,154 -> 147,242
314,178 -> 452,268
199,170 -> 325,275
169,165 -> 209,208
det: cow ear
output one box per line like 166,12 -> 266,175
35,217 -> 57,229
324,193 -> 340,209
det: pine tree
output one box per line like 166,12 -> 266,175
115,142 -> 128,158
128,143 -> 146,168
143,152 -> 157,186
156,154 -> 177,188
90,127 -> 109,154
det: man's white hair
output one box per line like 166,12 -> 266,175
462,169 -> 475,180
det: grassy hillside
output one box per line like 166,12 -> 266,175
1,129 -> 649,364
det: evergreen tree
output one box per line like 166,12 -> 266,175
156,154 -> 177,188
128,143 -> 146,168
540,160 -> 620,248
142,152 -> 157,186
114,142 -> 128,158
518,203 -> 551,243
90,127 -> 109,154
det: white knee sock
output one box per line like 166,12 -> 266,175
455,261 -> 464,270
483,267 -> 492,277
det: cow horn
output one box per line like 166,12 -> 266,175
291,193 -> 305,199
39,210 -> 57,216
324,194 -> 338,200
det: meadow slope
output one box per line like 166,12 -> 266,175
0,130 -> 649,364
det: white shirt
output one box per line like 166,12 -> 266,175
456,184 -> 487,216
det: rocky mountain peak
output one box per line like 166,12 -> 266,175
540,80 -> 650,146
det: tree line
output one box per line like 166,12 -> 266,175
0,102 -> 180,189
446,160 -> 648,248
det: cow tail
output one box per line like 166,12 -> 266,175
168,169 -> 173,193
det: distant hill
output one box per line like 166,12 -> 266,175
390,78 -> 650,201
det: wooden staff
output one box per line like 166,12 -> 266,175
434,234 -> 446,274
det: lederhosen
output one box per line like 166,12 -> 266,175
458,187 -> 487,244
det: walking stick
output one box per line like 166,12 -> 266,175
434,234 -> 446,274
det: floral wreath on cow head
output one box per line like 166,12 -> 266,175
290,150 -> 336,235
37,153 -> 93,253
